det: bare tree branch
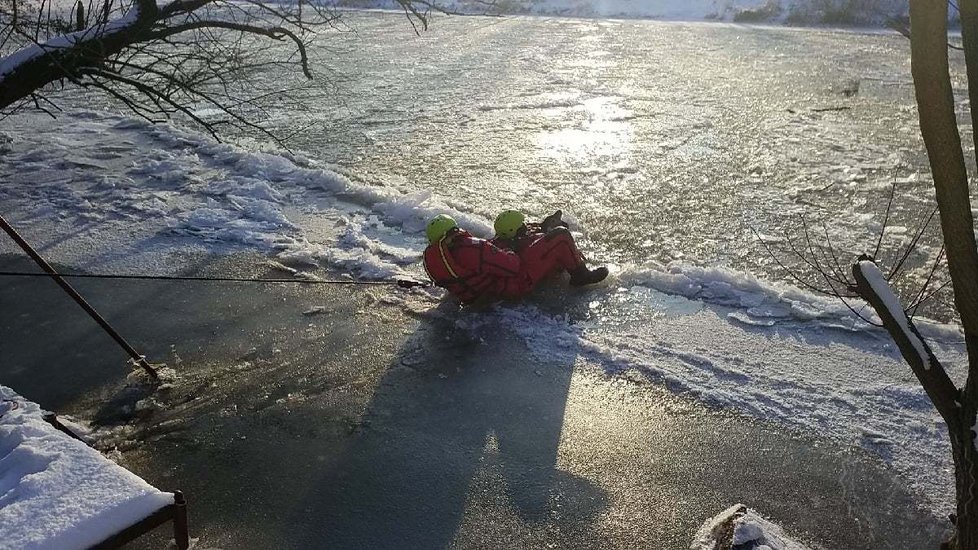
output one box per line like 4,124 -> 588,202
0,0 -> 441,140
873,183 -> 896,259
909,244 -> 948,317
147,20 -> 312,78
887,205 -> 938,280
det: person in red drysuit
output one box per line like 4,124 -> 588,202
422,212 -> 607,305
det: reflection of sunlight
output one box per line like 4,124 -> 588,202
536,96 -> 633,166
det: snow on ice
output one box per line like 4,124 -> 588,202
0,385 -> 174,550
0,108 -> 966,519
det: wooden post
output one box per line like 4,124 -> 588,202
173,491 -> 190,550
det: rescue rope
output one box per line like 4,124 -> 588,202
0,271 -> 429,288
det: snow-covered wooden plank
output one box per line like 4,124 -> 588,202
0,384 -> 174,550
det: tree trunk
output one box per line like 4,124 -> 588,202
903,1 -> 978,545
960,0 -> 978,157
950,419 -> 978,550
911,0 -> 978,385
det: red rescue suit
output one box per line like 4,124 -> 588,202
424,228 -> 585,304
423,229 -> 528,304
508,228 -> 586,285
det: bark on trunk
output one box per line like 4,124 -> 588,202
908,4 -> 978,544
950,419 -> 978,550
960,0 -> 978,155
76,1 -> 85,32
911,0 -> 978,392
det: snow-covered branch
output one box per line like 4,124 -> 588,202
851,256 -> 960,422
857,259 -> 932,370
0,0 -> 170,110
0,0 -> 439,138
0,4 -> 145,86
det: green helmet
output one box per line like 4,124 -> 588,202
426,214 -> 458,243
494,210 -> 525,240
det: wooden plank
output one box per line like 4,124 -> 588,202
88,504 -> 176,549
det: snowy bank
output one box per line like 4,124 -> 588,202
0,385 -> 177,549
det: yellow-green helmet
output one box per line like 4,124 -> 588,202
494,210 -> 525,239
426,214 -> 458,243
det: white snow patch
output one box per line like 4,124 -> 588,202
0,110 -> 491,280
617,260 -> 960,340
691,504 -> 811,550
0,385 -> 175,550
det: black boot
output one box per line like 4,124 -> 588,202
569,266 -> 609,286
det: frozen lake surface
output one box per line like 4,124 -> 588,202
281,14 -> 953,293
0,11 -> 968,548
